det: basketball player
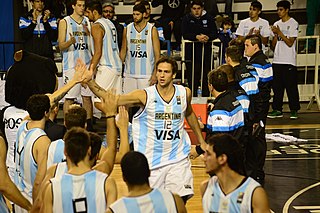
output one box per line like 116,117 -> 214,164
41,127 -> 117,213
0,135 -> 31,212
83,56 -> 206,203
107,151 -> 186,213
120,3 -> 160,93
58,0 -> 94,129
201,134 -> 270,212
47,105 -> 87,168
86,1 -> 122,106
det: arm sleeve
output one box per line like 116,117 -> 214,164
19,16 -> 36,40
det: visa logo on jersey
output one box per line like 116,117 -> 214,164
130,51 -> 147,58
73,43 -> 88,50
155,130 -> 180,140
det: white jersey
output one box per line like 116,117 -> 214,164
202,176 -> 260,213
109,188 -> 177,213
47,139 -> 66,168
272,18 -> 299,66
132,85 -> 191,170
95,18 -> 122,72
0,194 -> 9,213
51,170 -> 108,213
62,16 -> 92,70
3,106 -> 28,171
236,17 -> 271,51
125,22 -> 155,78
14,121 -> 47,199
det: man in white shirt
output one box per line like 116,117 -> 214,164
268,0 -> 300,119
236,1 -> 270,50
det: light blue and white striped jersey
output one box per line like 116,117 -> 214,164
51,170 -> 108,213
132,85 -> 191,169
0,194 -> 9,213
62,16 -> 92,70
109,188 -> 177,213
95,18 -> 122,72
54,162 -> 68,178
125,22 -> 155,78
47,139 -> 66,169
14,121 -> 47,199
202,176 -> 260,213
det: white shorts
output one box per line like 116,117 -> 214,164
123,76 -> 150,94
94,66 -> 122,103
149,158 -> 194,199
63,68 -> 93,99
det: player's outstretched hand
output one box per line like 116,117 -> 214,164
189,145 -> 200,160
116,106 -> 129,131
100,89 -> 119,116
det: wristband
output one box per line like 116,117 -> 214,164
105,115 -> 116,119
196,145 -> 205,155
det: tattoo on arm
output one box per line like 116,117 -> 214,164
53,91 -> 68,103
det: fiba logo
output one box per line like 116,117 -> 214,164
168,0 -> 180,8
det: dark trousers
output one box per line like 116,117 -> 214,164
159,18 -> 182,46
245,101 -> 268,180
272,64 -> 300,111
306,0 -> 320,47
205,0 -> 233,17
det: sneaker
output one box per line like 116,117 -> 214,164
290,110 -> 298,119
267,110 -> 283,118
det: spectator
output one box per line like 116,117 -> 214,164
102,2 -> 124,49
151,0 -> 187,49
269,0 -> 300,119
19,0 -> 58,59
218,18 -> 235,64
205,0 -> 233,18
303,0 -> 320,52
235,1 -> 270,51
181,0 -> 217,96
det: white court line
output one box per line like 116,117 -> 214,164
310,210 -> 320,213
294,206 -> 320,210
266,157 -> 320,161
283,182 -> 320,213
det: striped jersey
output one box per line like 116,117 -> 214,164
62,16 -> 92,70
3,106 -> 28,171
95,18 -> 122,72
0,194 -> 9,213
202,176 -> 260,213
14,121 -> 47,199
109,188 -> 177,213
125,22 -> 155,78
53,162 -> 68,178
47,139 -> 66,168
132,85 -> 191,169
234,62 -> 259,96
50,170 -> 108,213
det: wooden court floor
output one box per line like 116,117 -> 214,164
110,124 -> 320,213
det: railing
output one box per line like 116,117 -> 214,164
181,39 -> 222,95
295,35 -> 320,110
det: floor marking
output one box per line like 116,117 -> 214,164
283,131 -> 293,134
266,157 -> 320,161
294,206 -> 320,210
300,129 -> 310,133
283,182 -> 320,213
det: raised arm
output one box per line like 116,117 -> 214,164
94,89 -> 119,175
115,106 -> 130,163
0,137 -> 31,211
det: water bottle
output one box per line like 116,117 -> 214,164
197,115 -> 202,122
197,86 -> 202,97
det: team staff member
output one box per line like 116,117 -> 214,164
19,0 -> 57,59
245,35 -> 273,183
